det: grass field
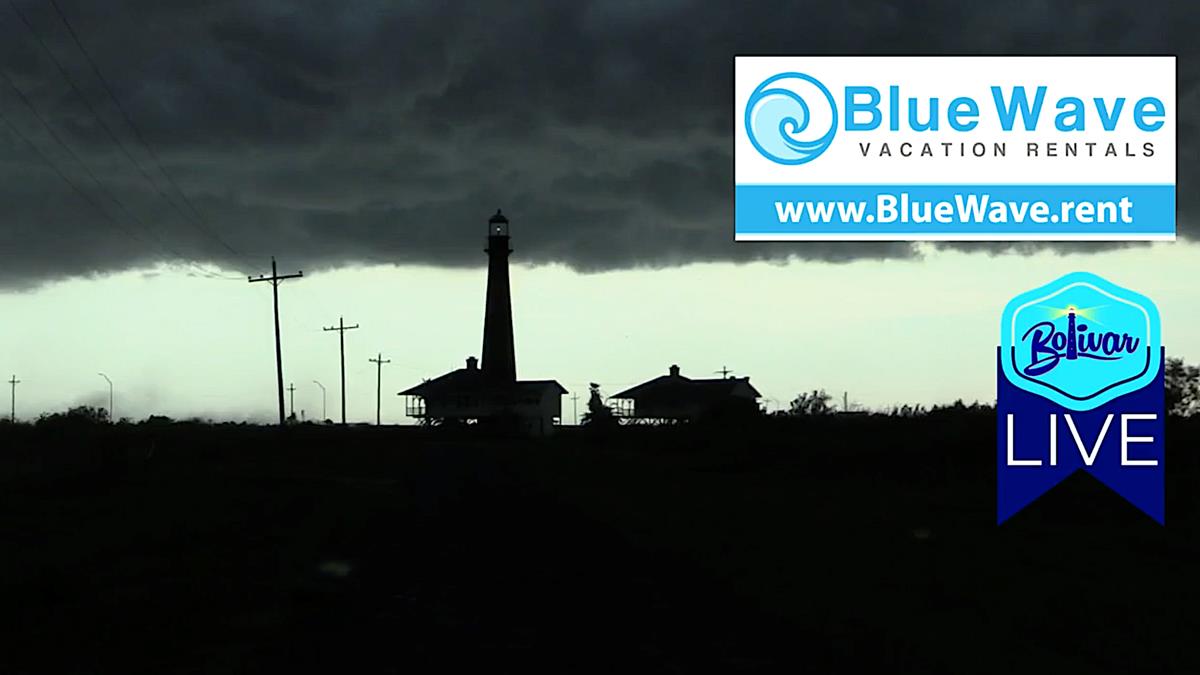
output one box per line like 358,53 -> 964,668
2,414 -> 1197,673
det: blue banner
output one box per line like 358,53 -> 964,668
735,184 -> 1175,237
997,349 -> 1164,524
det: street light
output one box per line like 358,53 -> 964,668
312,380 -> 327,422
98,373 -> 114,423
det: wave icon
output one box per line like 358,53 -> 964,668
744,72 -> 838,165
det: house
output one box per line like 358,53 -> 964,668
609,364 -> 761,423
400,357 -> 565,435
398,210 -> 566,435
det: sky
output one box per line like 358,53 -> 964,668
0,0 -> 1197,422
2,242 -> 1198,423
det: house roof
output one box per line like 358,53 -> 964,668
519,379 -> 569,395
399,367 -> 566,397
612,374 -> 760,401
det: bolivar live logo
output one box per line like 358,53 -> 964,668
997,272 -> 1164,523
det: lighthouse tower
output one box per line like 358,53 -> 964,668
481,209 -> 517,382
398,208 -> 566,434
1066,306 -> 1078,361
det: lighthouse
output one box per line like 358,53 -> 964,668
481,209 -> 517,382
398,209 -> 565,435
1066,306 -> 1078,361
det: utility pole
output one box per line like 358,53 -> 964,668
714,366 -> 732,379
368,353 -> 391,426
249,257 -> 303,426
98,373 -> 114,422
7,375 -> 18,424
571,392 -> 579,425
313,380 -> 327,421
287,383 -> 297,420
323,316 -> 359,424
843,391 -> 849,413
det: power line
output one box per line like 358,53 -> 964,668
45,0 -> 245,259
369,352 -> 391,426
7,2 -> 183,230
0,79 -> 180,268
323,317 -> 360,425
249,257 -> 304,426
9,0 -> 244,262
0,33 -> 235,280
0,98 -> 159,252
7,374 -> 18,423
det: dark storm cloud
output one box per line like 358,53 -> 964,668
0,0 -> 1194,286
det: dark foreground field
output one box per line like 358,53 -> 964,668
2,413 -> 1199,674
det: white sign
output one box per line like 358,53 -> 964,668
733,56 -> 1176,241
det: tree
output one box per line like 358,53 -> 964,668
1165,357 -> 1200,417
36,405 -> 109,427
581,383 -> 616,426
890,403 -> 927,417
789,389 -> 834,416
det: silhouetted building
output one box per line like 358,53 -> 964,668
610,364 -> 761,423
482,210 -> 517,383
399,210 -> 566,435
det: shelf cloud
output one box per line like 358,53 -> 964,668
0,0 -> 1193,286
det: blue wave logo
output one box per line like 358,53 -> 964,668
744,72 -> 838,165
1000,272 -> 1161,411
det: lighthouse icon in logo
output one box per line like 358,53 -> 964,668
1065,307 -> 1080,360
997,272 -> 1165,524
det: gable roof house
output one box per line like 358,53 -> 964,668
400,357 -> 566,435
609,364 -> 761,424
